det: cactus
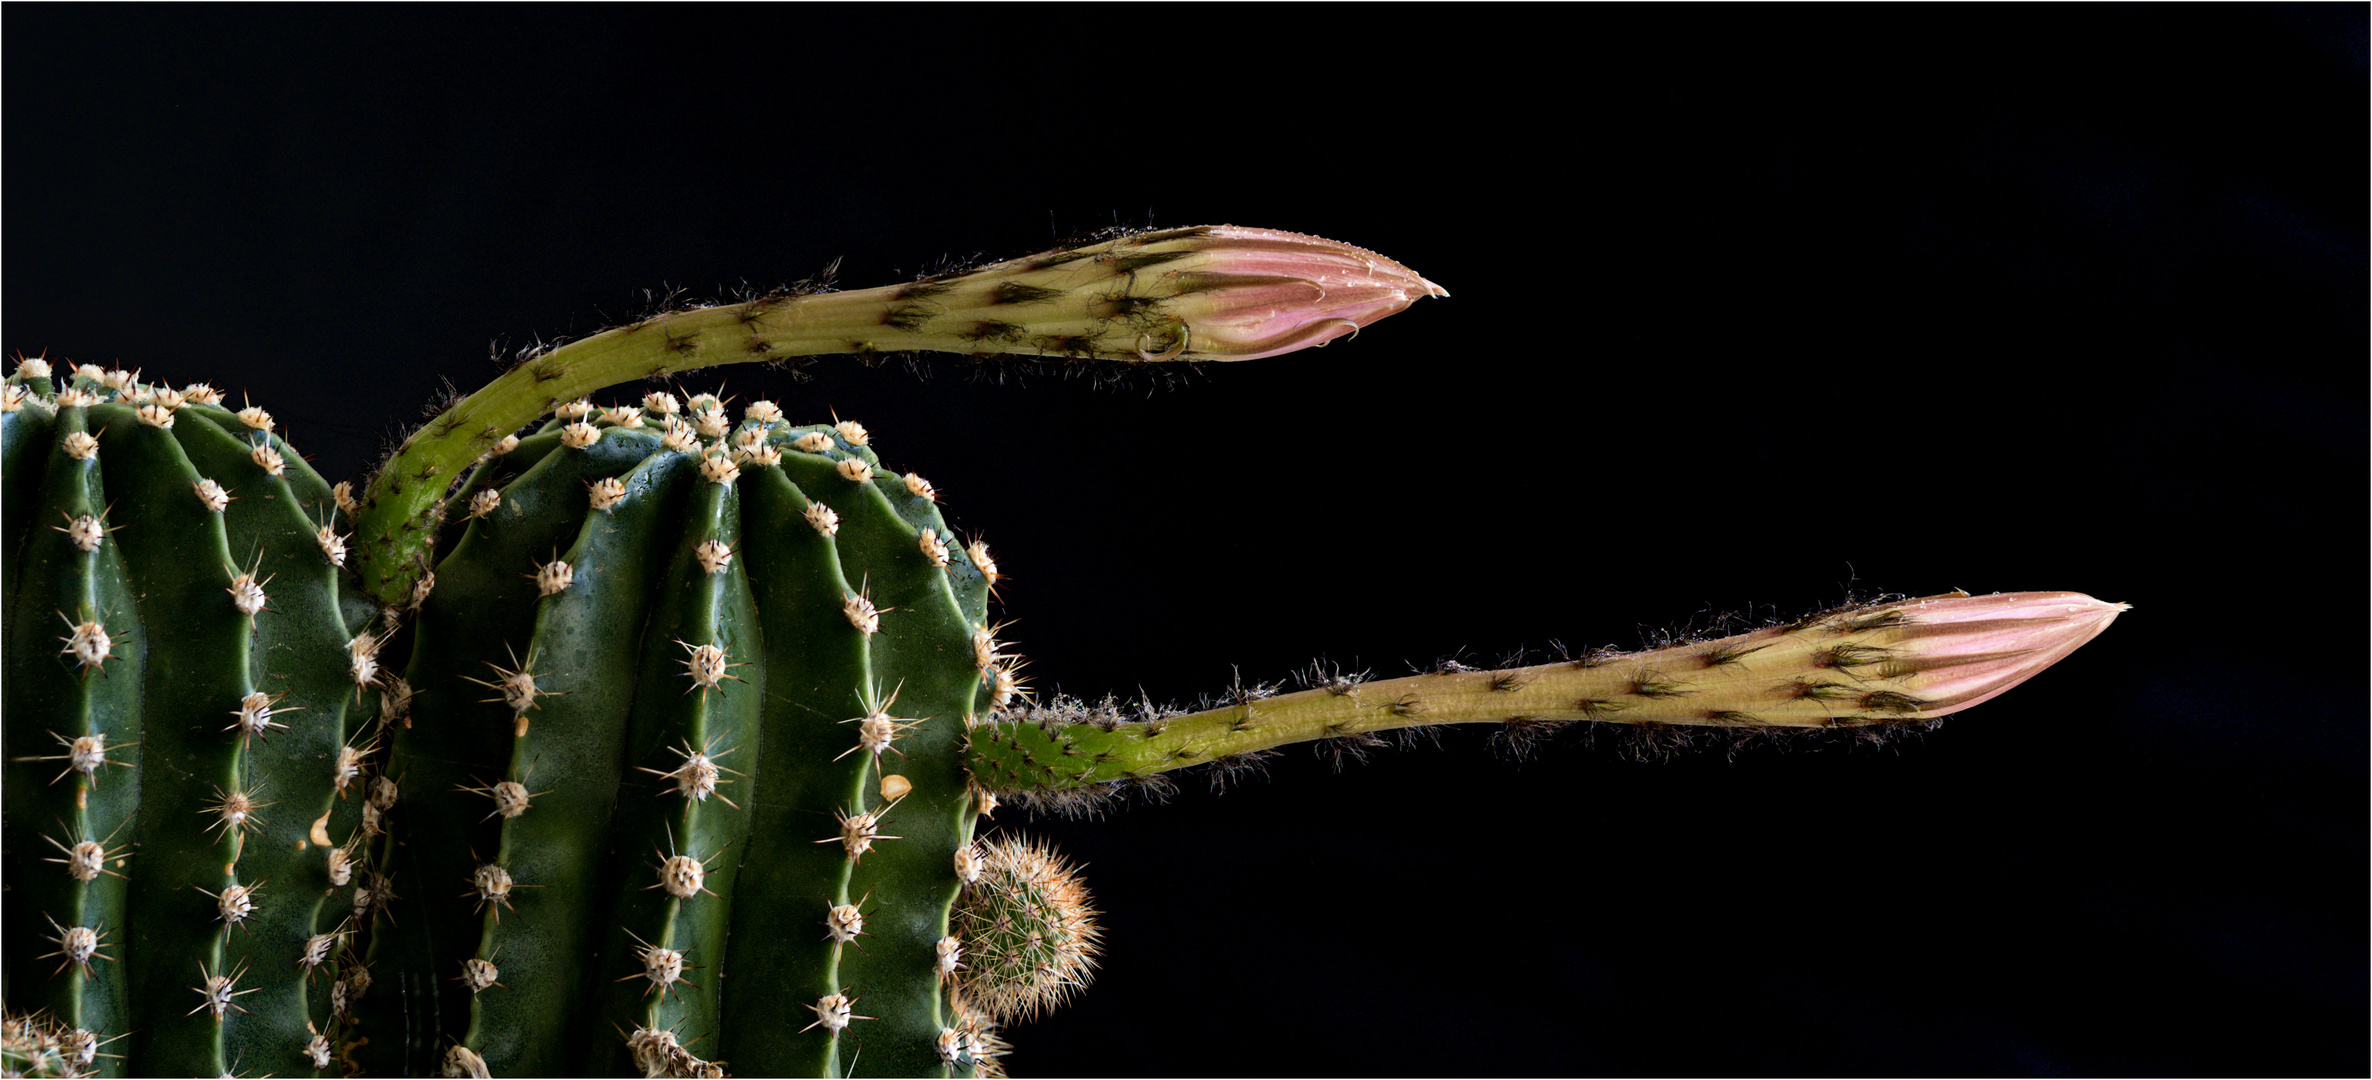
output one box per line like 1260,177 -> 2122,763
2,227 -> 2124,1077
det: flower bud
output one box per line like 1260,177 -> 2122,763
1872,590 -> 2129,715
883,225 -> 1445,363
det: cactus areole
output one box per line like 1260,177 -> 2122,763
0,226 -> 2122,1077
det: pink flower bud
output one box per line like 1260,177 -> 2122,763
1878,591 -> 2129,716
1137,226 -> 1449,360
902,225 -> 1446,363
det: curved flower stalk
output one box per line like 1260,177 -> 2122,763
353,227 -> 1445,608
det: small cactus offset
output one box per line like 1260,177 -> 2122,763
1,226 -> 2123,1077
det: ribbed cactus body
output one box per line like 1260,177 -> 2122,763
369,397 -> 1002,1076
1,367 -> 382,1077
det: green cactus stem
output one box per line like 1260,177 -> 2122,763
969,591 -> 2130,793
352,226 -> 1446,609
368,396 -> 1004,1076
2,363 -> 382,1078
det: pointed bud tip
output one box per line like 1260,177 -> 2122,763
1914,590 -> 2128,627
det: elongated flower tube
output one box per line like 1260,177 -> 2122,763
353,226 -> 1443,607
971,591 -> 2130,791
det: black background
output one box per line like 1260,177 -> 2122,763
7,6 -> 2364,1076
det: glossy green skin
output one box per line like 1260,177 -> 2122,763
368,408 -> 996,1076
1,375 -> 378,1078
